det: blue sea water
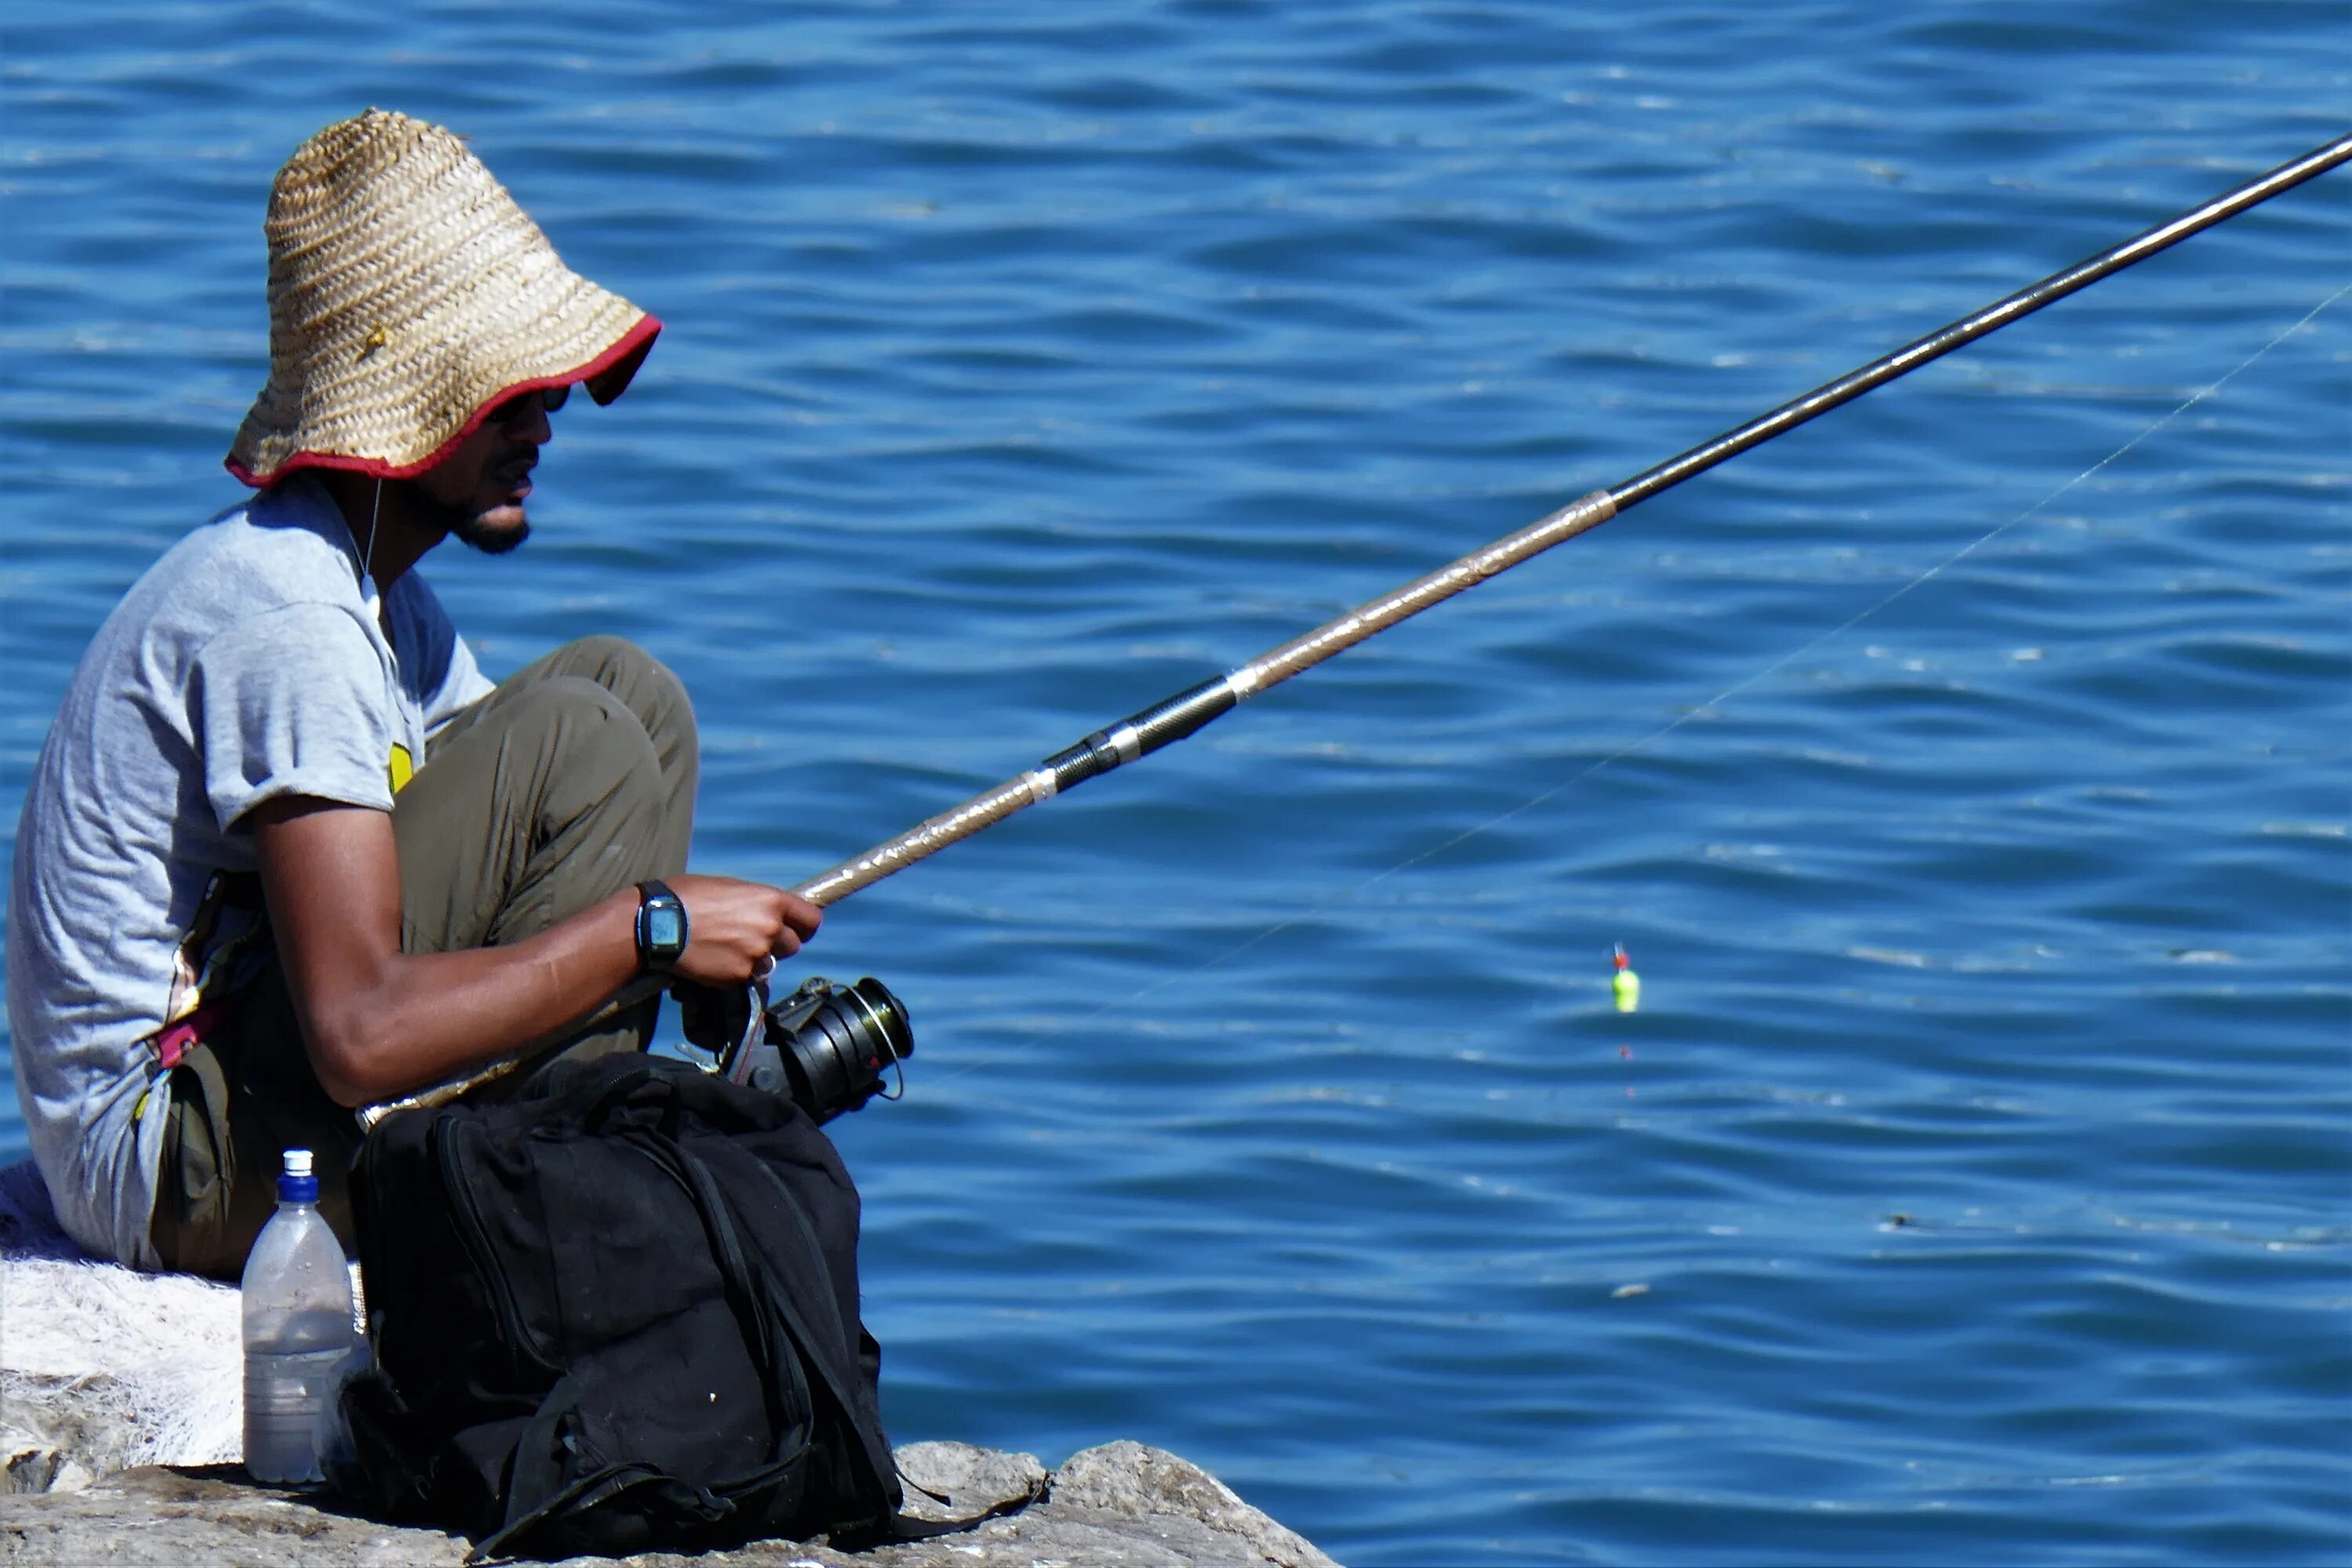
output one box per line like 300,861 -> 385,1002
3,3 -> 2347,1562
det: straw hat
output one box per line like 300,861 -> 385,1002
226,108 -> 660,487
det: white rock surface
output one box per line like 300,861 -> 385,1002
2,1162 -> 242,1487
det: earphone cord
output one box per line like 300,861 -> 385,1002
365,479 -> 382,585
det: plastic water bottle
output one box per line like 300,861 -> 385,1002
241,1149 -> 356,1486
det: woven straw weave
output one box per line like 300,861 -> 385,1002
227,108 -> 658,487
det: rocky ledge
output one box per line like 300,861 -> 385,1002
0,1438 -> 1338,1568
0,1163 -> 1339,1566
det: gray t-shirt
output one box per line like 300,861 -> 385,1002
7,475 -> 494,1265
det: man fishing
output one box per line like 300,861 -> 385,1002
6,108 -> 819,1279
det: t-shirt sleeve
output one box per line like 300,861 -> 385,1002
191,601 -> 397,828
398,577 -> 496,734
427,633 -> 498,734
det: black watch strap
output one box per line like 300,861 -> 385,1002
635,879 -> 689,974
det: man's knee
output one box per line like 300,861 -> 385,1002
408,673 -> 666,851
398,672 -> 676,952
540,636 -> 696,769
546,637 -> 691,722
553,633 -> 657,684
487,673 -> 663,797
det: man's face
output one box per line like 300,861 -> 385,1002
415,387 -> 560,554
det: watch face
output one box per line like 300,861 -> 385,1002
648,906 -> 686,951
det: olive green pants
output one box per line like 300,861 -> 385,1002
148,637 -> 698,1280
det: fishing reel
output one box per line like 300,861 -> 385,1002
677,974 -> 913,1124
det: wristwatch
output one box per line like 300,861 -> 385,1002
634,880 -> 688,974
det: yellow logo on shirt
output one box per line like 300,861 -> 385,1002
388,743 -> 414,794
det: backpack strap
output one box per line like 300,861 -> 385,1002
568,1058 -> 680,1137
502,1373 -> 585,1531
668,1143 -> 811,1439
617,1129 -> 812,1456
688,1149 -> 1014,1543
691,1145 -> 897,1495
825,1481 -> 1045,1548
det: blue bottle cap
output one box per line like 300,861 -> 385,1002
278,1147 -> 319,1205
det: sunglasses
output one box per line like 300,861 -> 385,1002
489,383 -> 572,426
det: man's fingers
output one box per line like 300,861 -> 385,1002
779,892 -> 822,942
764,891 -> 818,960
667,876 -> 817,980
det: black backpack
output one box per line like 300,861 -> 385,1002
337,1054 -> 916,1559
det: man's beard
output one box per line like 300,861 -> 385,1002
450,511 -> 530,555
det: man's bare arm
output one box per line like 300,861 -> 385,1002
251,797 -> 818,1107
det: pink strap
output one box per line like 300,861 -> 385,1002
152,999 -> 226,1072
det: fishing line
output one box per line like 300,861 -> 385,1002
1006,276 -> 2351,1044
360,477 -> 384,619
788,135 -> 2352,911
377,136 -> 2350,1119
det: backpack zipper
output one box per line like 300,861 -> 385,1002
435,1112 -> 539,1362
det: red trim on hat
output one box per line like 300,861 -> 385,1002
224,314 -> 662,489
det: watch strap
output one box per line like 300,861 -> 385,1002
635,879 -> 688,973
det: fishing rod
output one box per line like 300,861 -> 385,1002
790,131 -> 2352,909
363,132 -> 2350,1126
